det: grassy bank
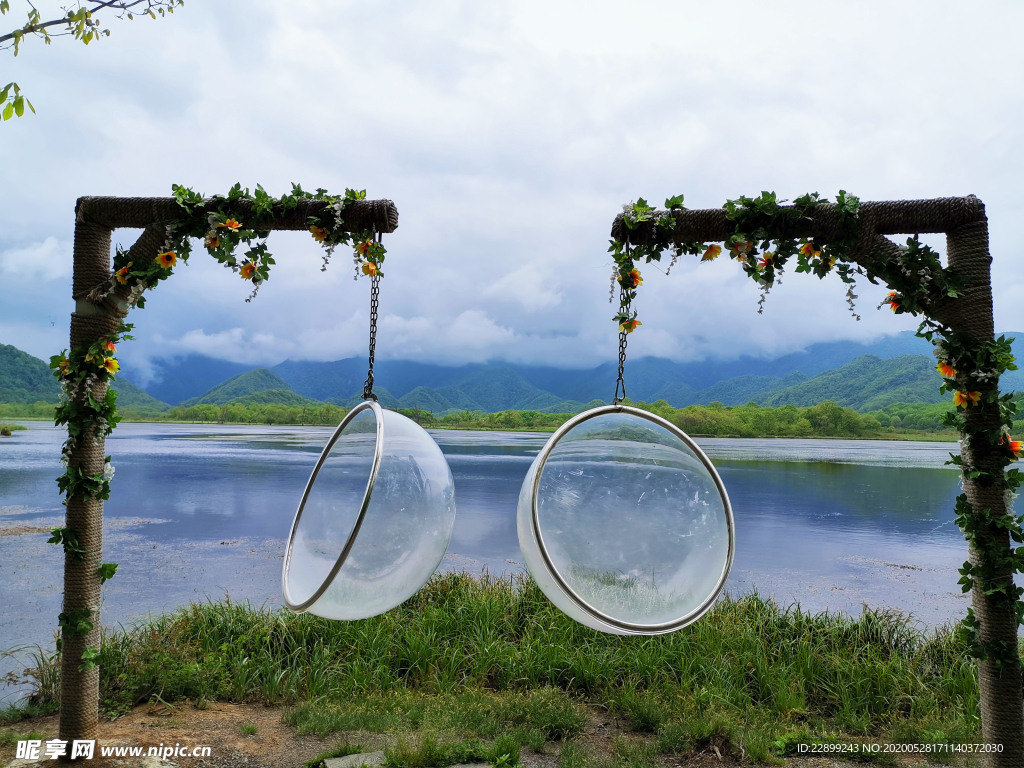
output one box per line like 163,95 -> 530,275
7,573 -> 981,763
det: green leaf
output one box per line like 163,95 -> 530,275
97,563 -> 118,583
2,101 -> 13,121
78,646 -> 100,671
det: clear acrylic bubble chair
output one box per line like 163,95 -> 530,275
283,400 -> 457,620
518,404 -> 734,635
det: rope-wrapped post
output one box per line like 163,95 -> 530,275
942,207 -> 1023,766
57,194 -> 399,746
59,212 -> 121,745
611,196 -> 1024,765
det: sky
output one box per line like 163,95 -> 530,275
2,0 -> 1023,384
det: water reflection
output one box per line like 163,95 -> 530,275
0,422 -> 980,670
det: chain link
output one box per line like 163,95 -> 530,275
611,241 -> 633,405
361,232 -> 381,401
613,283 -> 629,405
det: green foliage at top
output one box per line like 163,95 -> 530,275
1,1 -> 184,121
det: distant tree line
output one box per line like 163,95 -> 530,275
9,396 -> 1024,440
401,400 -> 892,438
161,402 -> 350,425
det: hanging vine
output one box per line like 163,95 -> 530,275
48,182 -> 385,666
610,190 -> 1022,670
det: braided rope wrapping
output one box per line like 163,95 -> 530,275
60,215 -> 119,743
58,194 -> 399,745
611,195 -> 1022,767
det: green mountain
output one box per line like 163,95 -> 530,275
395,386 -> 473,413
0,343 -> 61,403
180,368 -> 297,407
110,378 -> 172,412
0,343 -> 172,413
224,388 -> 321,406
330,387 -> 402,409
763,355 -> 943,411
695,371 -> 808,407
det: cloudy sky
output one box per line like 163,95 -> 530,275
3,0 -> 1023,382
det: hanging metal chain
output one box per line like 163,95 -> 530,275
612,241 -> 631,405
361,232 -> 381,401
613,283 -> 629,405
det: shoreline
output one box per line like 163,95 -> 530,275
2,416 -> 961,442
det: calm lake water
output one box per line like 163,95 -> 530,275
0,421 -> 980,697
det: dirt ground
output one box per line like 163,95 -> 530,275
0,702 -> 964,768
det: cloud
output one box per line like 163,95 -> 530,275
154,327 -> 288,365
483,263 -> 563,312
0,238 -> 71,282
3,0 -> 1024,371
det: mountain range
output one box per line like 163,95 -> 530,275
5,330 -> 1024,416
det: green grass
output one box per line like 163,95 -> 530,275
9,573 -> 985,762
306,742 -> 364,768
241,723 -> 259,735
0,729 -> 47,747
382,733 -> 521,768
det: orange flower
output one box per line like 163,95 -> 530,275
758,253 -> 775,269
356,238 -> 374,256
58,358 -> 70,375
1003,434 -> 1024,458
216,218 -> 242,232
239,262 -> 257,280
617,267 -> 642,286
702,244 -> 722,262
103,339 -> 116,352
310,226 -> 330,242
115,263 -> 132,284
730,240 -> 753,258
800,242 -> 821,258
953,390 -> 982,407
361,261 -> 379,277
937,360 -> 957,379
204,234 -> 220,249
102,358 -> 120,374
619,318 -> 641,333
886,291 -> 900,312
156,251 -> 177,269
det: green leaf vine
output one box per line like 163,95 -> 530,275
612,189 -> 1022,670
51,181 -> 384,672
47,526 -> 86,561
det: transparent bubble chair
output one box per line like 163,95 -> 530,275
283,400 -> 457,620
517,404 -> 734,635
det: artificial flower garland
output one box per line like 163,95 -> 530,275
610,190 -> 1023,669
47,182 -> 385,664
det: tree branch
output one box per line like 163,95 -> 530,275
0,0 -> 176,47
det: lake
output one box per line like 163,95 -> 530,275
0,421 -> 976,696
